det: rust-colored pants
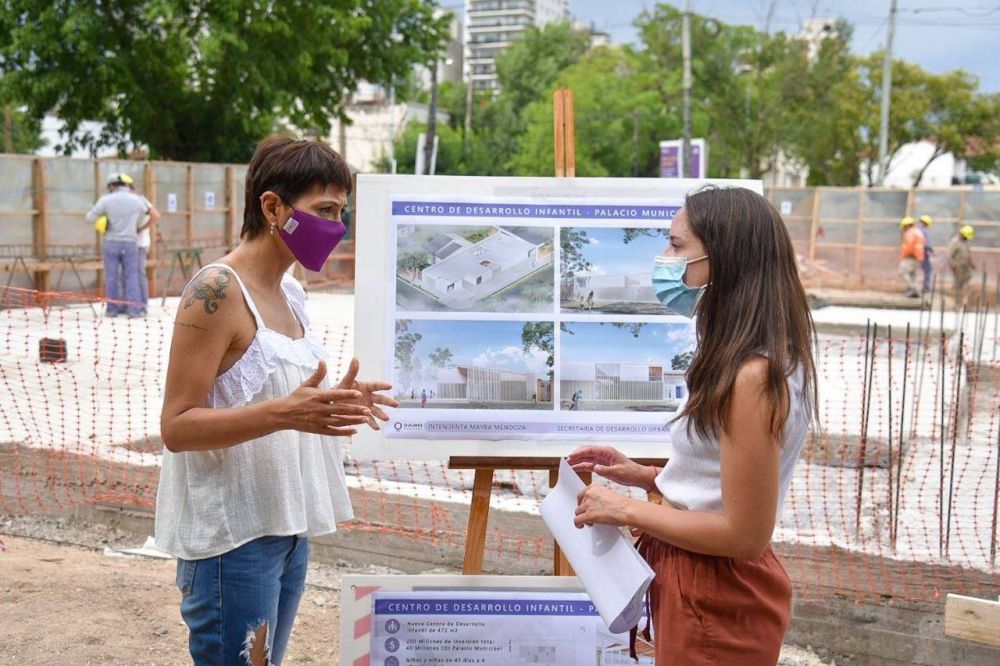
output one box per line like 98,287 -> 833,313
642,538 -> 792,665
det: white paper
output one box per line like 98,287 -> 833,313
540,458 -> 654,633
370,590 -> 596,665
167,193 -> 178,213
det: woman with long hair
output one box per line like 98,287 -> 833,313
156,135 -> 397,664
569,186 -> 817,665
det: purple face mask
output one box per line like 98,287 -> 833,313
278,208 -> 346,272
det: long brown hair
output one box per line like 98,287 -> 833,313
679,186 -> 817,442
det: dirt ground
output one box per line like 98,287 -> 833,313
0,515 -> 833,665
0,513 -> 405,666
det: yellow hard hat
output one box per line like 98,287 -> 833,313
107,172 -> 135,187
918,214 -> 933,226
959,225 -> 974,240
899,216 -> 915,228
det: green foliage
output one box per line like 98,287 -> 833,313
521,322 -> 554,378
560,228 -> 592,276
0,103 -> 44,153
0,0 -> 449,161
429,347 -> 454,368
671,350 -> 695,370
397,251 -> 431,279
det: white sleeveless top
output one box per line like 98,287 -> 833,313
155,263 -> 354,560
654,366 -> 811,516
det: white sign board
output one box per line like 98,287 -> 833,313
340,575 -> 653,666
167,192 -> 178,213
354,175 -> 762,460
780,200 -> 793,215
205,191 -> 216,210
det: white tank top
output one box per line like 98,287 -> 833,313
654,366 -> 811,516
155,264 -> 354,560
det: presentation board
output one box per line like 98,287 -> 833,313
339,574 -> 653,665
353,175 -> 762,459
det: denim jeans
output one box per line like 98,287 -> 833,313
176,535 -> 310,665
102,240 -> 141,315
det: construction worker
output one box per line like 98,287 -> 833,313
918,214 -> 934,294
898,217 -> 925,298
947,225 -> 976,308
85,173 -> 152,317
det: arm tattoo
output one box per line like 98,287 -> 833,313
183,271 -> 232,315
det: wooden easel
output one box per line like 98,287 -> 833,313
159,247 -> 204,306
451,90 -> 667,576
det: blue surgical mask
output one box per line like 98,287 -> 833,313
651,255 -> 709,318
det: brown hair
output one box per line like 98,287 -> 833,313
241,135 -> 352,239
679,186 -> 817,442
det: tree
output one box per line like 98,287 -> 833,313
671,350 -> 695,370
560,228 -> 592,277
429,347 -> 454,368
512,45 -> 679,177
0,102 -> 44,153
521,322 -> 554,379
397,251 -> 432,281
394,320 -> 423,374
0,0 -> 449,161
785,20 -> 865,186
910,74 -> 1000,187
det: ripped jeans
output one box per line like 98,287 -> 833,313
176,535 -> 309,665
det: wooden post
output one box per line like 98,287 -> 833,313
807,187 -> 821,262
224,165 -> 237,251
462,468 -> 494,575
944,594 -> 1000,646
94,160 -> 104,294
855,187 -> 867,277
186,164 -> 195,248
553,89 -> 576,177
451,457 -> 663,577
31,158 -> 50,292
905,187 -> 915,217
144,162 -> 158,298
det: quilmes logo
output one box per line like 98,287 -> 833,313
393,421 -> 422,432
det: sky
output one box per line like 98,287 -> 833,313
569,227 -> 670,276
569,0 -> 1000,92
560,322 -> 696,364
399,319 -> 549,374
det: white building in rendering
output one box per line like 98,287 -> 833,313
566,272 -> 657,304
436,364 -> 538,402
561,362 -> 687,404
418,227 -> 553,305
465,0 -> 569,92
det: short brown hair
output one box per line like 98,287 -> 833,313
241,135 -> 352,239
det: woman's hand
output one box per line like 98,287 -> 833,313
336,358 -> 400,430
567,445 -> 658,491
277,361 -> 373,437
575,485 -> 633,528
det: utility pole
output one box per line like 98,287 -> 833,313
424,60 -> 439,175
682,0 -> 693,178
876,0 -> 897,186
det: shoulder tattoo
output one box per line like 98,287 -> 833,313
183,270 -> 232,315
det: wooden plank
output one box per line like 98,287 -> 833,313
462,468 -> 494,575
945,593 -> 1000,646
224,165 -> 236,251
563,89 -> 576,178
186,164 -> 195,247
553,90 -> 566,177
93,160 -> 104,292
808,187 -> 820,262
31,158 -> 50,291
144,163 -> 158,298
